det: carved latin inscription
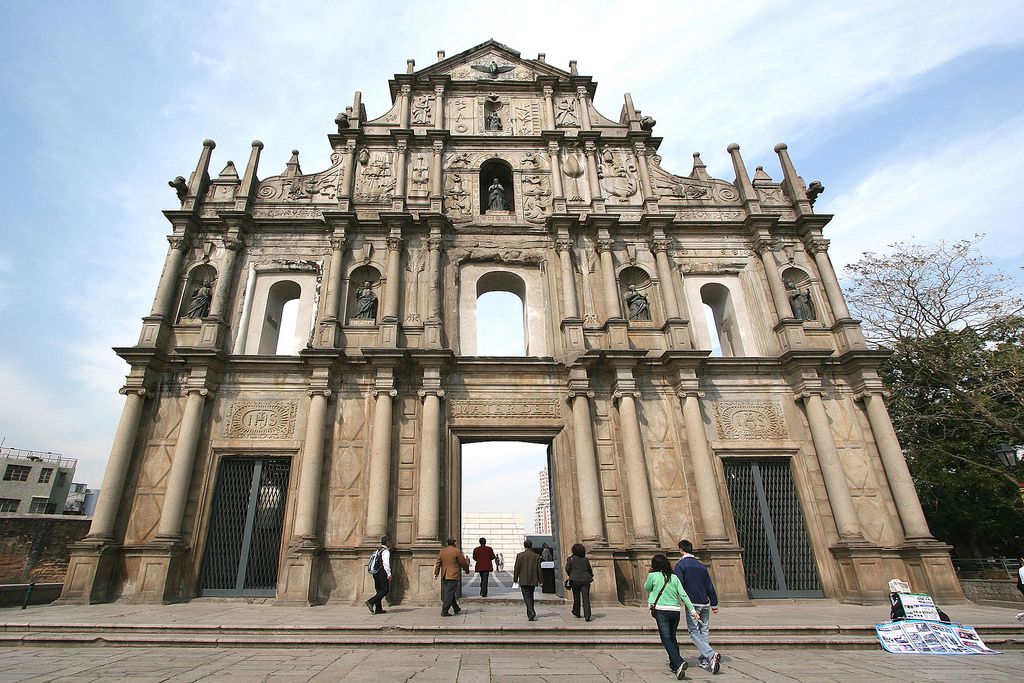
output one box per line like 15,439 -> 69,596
450,398 -> 561,420
713,401 -> 788,440
224,401 -> 298,439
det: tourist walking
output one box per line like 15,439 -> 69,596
434,537 -> 470,616
513,539 -> 543,620
496,553 -> 504,572
675,540 -> 722,674
645,553 -> 701,679
472,537 -> 496,597
565,543 -> 594,621
364,535 -> 391,615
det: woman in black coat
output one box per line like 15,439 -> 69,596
565,543 -> 595,621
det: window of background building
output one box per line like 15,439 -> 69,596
38,468 -> 53,484
28,497 -> 48,513
0,498 -> 18,512
3,465 -> 31,482
56,471 -> 67,487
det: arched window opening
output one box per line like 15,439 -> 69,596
476,270 -> 527,356
346,264 -> 383,324
276,299 -> 300,354
700,282 -> 744,357
259,280 -> 302,355
702,303 -> 724,357
480,158 -> 514,214
178,264 -> 217,322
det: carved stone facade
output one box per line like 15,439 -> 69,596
61,40 -> 961,609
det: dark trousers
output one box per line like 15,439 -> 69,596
570,581 -> 592,619
441,578 -> 460,614
520,584 -> 537,619
368,571 -> 389,612
654,609 -> 683,670
479,570 -> 491,596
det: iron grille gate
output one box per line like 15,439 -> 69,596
724,459 -> 823,598
198,458 -> 291,597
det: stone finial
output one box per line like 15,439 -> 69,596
726,143 -> 761,213
218,161 -> 239,179
284,149 -> 302,178
689,152 -> 709,180
202,139 -> 216,150
406,59 -> 415,74
537,53 -> 546,63
569,60 -> 578,76
437,50 -> 445,61
752,165 -> 774,184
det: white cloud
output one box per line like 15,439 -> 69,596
826,116 -> 1024,275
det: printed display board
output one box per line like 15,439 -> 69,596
875,620 -> 1001,655
895,593 -> 940,621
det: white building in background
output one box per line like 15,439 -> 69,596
0,447 -> 76,515
461,512 -> 525,568
533,466 -> 551,536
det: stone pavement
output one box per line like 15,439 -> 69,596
1,646 -> 1022,682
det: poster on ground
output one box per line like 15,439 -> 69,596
895,592 -> 940,621
875,620 -> 1001,655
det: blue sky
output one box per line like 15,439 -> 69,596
1,1 -> 1022,499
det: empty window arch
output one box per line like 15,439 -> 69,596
259,280 -> 302,355
700,282 -> 744,357
475,271 -> 527,356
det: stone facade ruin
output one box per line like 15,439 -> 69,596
60,40 -> 962,607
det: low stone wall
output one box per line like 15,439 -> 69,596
959,578 -> 1024,604
0,514 -> 91,584
0,582 -> 63,608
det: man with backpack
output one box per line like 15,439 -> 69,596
364,535 -> 392,615
675,539 -> 721,674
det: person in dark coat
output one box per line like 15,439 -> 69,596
513,539 -> 543,621
565,543 -> 595,621
472,537 -> 496,597
434,537 -> 470,616
675,539 -> 721,674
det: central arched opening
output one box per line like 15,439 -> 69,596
460,440 -> 557,599
476,270 -> 527,356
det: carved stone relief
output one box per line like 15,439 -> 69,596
256,151 -> 345,203
598,149 -> 639,202
561,150 -> 587,202
555,98 -> 579,127
449,398 -> 561,420
444,172 -> 472,222
674,209 -> 744,221
712,401 -> 788,440
355,151 -> 396,202
411,95 -> 433,125
522,174 -> 552,223
223,400 -> 298,439
409,154 -> 429,197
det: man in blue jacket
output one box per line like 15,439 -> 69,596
675,540 -> 721,674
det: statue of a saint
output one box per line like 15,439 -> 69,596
485,110 -> 502,131
625,285 -> 651,321
487,179 -> 506,211
353,281 -> 378,320
786,282 -> 815,321
184,280 -> 212,319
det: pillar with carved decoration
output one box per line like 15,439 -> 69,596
542,85 -> 556,130
754,237 -> 795,321
156,382 -> 212,541
398,84 -> 411,129
576,86 -> 593,130
382,235 -> 404,321
651,239 -> 681,320
151,235 -> 190,320
597,238 -> 622,320
806,238 -> 851,320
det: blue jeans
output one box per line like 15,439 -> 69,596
685,605 -> 716,660
653,609 -> 683,670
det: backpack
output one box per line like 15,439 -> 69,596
367,547 -> 383,574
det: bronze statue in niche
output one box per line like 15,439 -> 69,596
625,285 -> 651,321
354,282 -> 379,320
185,280 -> 213,319
487,179 -> 507,211
787,282 -> 815,321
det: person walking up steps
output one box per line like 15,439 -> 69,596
645,553 -> 701,680
565,543 -> 594,621
473,537 -> 496,597
675,540 -> 722,674
434,537 -> 470,616
513,539 -> 542,621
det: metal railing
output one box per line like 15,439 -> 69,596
0,447 -> 77,469
952,558 -> 1021,579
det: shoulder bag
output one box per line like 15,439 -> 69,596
650,574 -> 669,617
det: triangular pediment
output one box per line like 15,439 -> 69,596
413,39 -> 572,83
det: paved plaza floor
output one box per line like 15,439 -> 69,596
1,646 -> 1023,682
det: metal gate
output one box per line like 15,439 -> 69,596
724,459 -> 823,598
198,457 -> 291,597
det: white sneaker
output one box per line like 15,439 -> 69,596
675,661 -> 688,679
710,652 -> 721,674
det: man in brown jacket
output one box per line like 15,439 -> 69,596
434,537 -> 470,616
513,539 -> 543,620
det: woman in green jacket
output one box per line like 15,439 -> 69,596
645,554 -> 701,679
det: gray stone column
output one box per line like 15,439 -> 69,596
382,236 -> 403,321
634,142 -> 655,201
597,238 -> 622,319
860,392 -> 933,540
678,390 -> 729,542
808,239 -> 851,320
547,140 -> 564,199
156,386 -> 209,540
323,237 -> 346,321
292,389 -> 331,542
615,390 -> 657,544
433,85 -> 445,128
209,238 -> 243,319
556,239 -> 579,319
365,388 -> 397,540
416,388 -> 444,542
151,235 -> 189,319
86,386 -> 148,540
652,239 -> 680,319
340,140 -> 357,204
426,235 -> 442,321
542,85 -> 556,129
394,138 -> 408,200
584,140 -> 602,200
570,390 -> 605,543
576,86 -> 593,130
800,391 -> 862,541
755,238 -> 794,320
430,140 -> 443,199
398,85 -> 411,129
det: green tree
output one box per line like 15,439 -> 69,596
845,237 -> 1024,556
